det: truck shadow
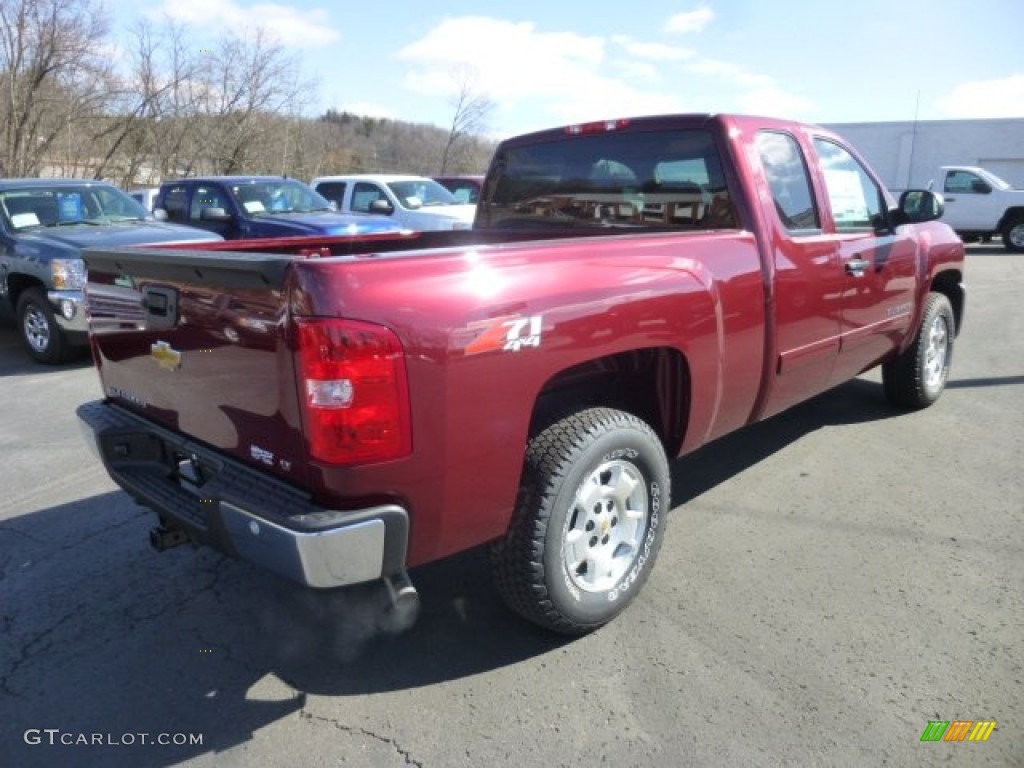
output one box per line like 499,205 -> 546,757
0,317 -> 92,376
2,377 -> 911,767
672,377 -> 898,504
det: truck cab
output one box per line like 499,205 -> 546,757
153,176 -> 403,240
930,165 -> 1024,250
311,174 -> 477,231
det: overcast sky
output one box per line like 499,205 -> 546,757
109,0 -> 1024,138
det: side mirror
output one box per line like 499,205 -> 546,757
152,208 -> 169,221
200,206 -> 232,222
368,199 -> 394,215
893,189 -> 944,225
970,179 -> 992,194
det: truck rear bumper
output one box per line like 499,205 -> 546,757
76,400 -> 409,589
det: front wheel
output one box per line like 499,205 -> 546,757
490,408 -> 670,635
882,292 -> 955,409
16,287 -> 71,364
1001,215 -> 1024,253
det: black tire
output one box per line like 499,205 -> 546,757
490,408 -> 670,635
882,292 -> 955,409
16,287 -> 70,364
1001,215 -> 1024,253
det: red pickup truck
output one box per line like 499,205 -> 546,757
77,114 -> 965,635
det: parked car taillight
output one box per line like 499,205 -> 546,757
296,318 -> 411,465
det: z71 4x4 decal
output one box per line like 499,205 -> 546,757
465,314 -> 544,355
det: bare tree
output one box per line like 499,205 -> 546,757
0,0 -> 113,177
90,20 -> 202,185
439,64 -> 494,174
192,29 -> 311,175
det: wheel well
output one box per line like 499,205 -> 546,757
5,273 -> 45,310
998,206 -> 1024,230
529,347 -> 690,457
931,270 -> 964,334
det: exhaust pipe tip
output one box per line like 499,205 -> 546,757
383,571 -> 420,634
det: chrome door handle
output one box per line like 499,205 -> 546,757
845,257 -> 871,277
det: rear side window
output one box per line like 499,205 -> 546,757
479,128 -> 737,231
755,131 -> 820,232
315,181 -> 347,207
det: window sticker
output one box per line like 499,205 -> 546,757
243,201 -> 266,213
823,168 -> 869,224
57,192 -> 84,221
11,212 -> 40,228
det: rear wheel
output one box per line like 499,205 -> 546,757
16,288 -> 71,364
882,292 -> 955,409
490,408 -> 670,635
1001,215 -> 1024,252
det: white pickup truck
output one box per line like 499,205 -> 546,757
929,166 -> 1024,251
310,174 -> 477,232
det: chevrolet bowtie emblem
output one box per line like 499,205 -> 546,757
151,341 -> 182,371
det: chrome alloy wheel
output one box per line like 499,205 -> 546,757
1008,221 -> 1024,249
562,459 -> 648,593
22,302 -> 51,353
923,313 -> 950,391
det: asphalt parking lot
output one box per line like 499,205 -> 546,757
1,244 -> 1021,767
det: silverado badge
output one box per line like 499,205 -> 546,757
151,341 -> 182,371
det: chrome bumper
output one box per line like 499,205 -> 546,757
76,400 -> 409,589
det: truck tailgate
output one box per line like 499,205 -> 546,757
82,247 -> 309,485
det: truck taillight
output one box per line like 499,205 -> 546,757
296,318 -> 411,465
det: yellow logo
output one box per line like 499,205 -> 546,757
151,341 -> 182,371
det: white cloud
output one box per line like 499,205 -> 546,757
665,7 -> 715,34
398,17 -> 640,129
394,15 -> 813,135
687,57 -> 773,88
735,85 -> 815,119
148,0 -> 340,46
401,18 -> 695,135
935,74 -> 1024,118
611,36 -> 695,62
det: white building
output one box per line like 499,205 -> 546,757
822,118 -> 1024,193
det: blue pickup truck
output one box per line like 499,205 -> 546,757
0,179 -> 224,363
153,176 -> 403,239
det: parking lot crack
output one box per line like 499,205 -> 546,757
0,611 -> 78,698
301,710 -> 423,767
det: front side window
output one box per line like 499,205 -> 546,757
813,138 -> 884,231
351,182 -> 385,213
755,131 -> 820,232
943,170 -> 988,194
190,186 -> 227,220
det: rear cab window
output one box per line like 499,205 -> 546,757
478,127 -> 738,231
